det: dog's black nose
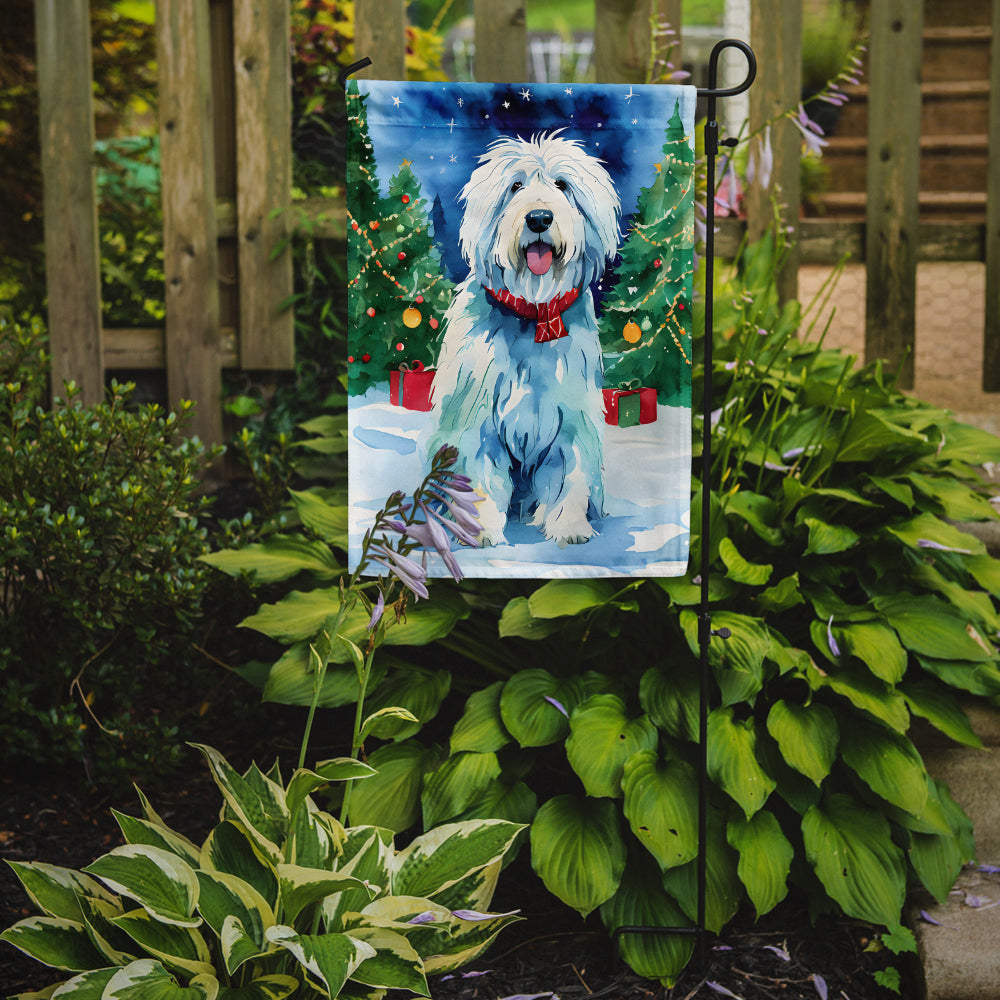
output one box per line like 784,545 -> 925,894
525,209 -> 553,234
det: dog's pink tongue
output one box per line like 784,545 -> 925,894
526,241 -> 553,276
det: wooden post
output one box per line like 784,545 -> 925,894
474,0 -> 526,82
655,0 -> 683,82
354,0 -> 407,80
594,0 -> 658,84
233,0 -> 294,369
746,0 -> 801,305
983,0 -> 1000,390
157,0 -> 223,444
864,0 -> 923,389
34,0 -> 104,405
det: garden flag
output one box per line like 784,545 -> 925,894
347,80 -> 696,578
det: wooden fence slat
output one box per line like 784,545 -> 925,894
157,0 -> 223,445
746,0 -> 801,305
354,0 -> 406,80
864,0 -> 923,390
34,0 -> 103,405
474,0 -> 527,83
594,0 -> 659,84
233,0 -> 294,369
983,0 -> 1000,389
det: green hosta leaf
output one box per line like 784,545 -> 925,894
363,667 -> 451,740
219,915 -> 268,980
875,594 -> 995,662
639,664 -> 699,742
421,751 -> 502,828
200,822 -> 278,910
261,643 -> 385,709
866,474 -> 914,509
707,708 -> 776,818
906,472 -> 998,521
453,779 -> 538,827
727,811 -> 793,918
839,718 -> 928,816
803,517 -> 859,556
810,661 -> 910,732
195,871 -> 273,974
83,846 -> 200,928
288,489 -> 349,546
530,795 -> 626,917
680,610 -> 770,706
802,793 -> 906,926
967,553 -> 1000,597
621,751 -> 698,871
497,596 -> 564,639
359,706 -> 421,742
111,908 -> 214,978
885,512 -> 985,556
216,975 -> 299,1000
393,820 -> 524,900
0,916 -> 107,971
661,811 -> 741,934
499,670 -> 584,747
901,680 -> 982,748
916,655 -> 1000,697
346,926 -> 428,994
565,695 -> 658,798
765,700 -> 838,786
347,740 -> 442,832
112,812 -> 201,868
599,853 -> 694,987
200,535 -> 341,583
723,490 -> 784,545
276,865 -> 374,925
718,537 -> 772,586
103,959 -> 218,999
911,562 -> 1000,633
756,573 -> 805,614
935,421 -> 1000,464
450,682 -> 511,754
835,621 -> 907,684
527,579 -> 617,618
285,759 -> 376,822
834,410 -> 927,463
5,862 -> 118,923
265,926 -> 375,997
909,826 -> 965,905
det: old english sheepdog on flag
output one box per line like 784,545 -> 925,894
347,80 -> 696,578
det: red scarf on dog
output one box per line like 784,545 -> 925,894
485,287 -> 580,343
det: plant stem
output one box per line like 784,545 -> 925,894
340,645 -> 377,826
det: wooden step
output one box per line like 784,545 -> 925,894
813,189 -> 987,222
922,25 -> 993,83
833,80 -> 991,137
921,0 -> 992,28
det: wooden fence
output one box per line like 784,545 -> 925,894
34,0 -> 1000,445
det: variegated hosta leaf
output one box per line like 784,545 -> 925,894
214,974 -> 299,1000
621,751 -> 699,871
499,670 -> 585,747
450,681 -> 511,754
77,894 -> 136,966
421,751 -> 502,829
0,916 -> 107,971
802,793 -> 906,926
529,795 -> 626,917
200,822 -> 278,910
565,695 -> 658,799
422,907 -> 522,975
288,802 -> 344,870
424,859 -> 501,915
345,926 -> 429,995
102,958 -> 218,999
391,820 -> 524,901
83,846 -> 200,928
110,908 -> 214,979
285,760 -> 376,823
44,966 -> 118,997
599,853 -> 694,987
265,926 -> 375,998
4,861 -> 118,922
195,871 -> 274,974
112,810 -> 202,868
706,707 -> 776,818
323,829 -> 393,931
727,810 -> 793,918
765,700 -> 838,786
276,865 -> 375,925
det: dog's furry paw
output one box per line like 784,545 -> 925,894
475,494 -> 508,547
556,533 -> 592,548
542,508 -> 596,547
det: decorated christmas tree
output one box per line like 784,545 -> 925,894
346,81 -> 453,396
599,100 -> 695,408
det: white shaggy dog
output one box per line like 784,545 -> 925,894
429,132 -> 621,547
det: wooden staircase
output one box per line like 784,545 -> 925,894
816,0 -> 992,221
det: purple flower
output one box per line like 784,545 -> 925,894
747,125 -> 774,191
706,983 -> 742,999
427,505 -> 480,548
544,695 -> 569,718
369,543 -> 429,600
827,616 -> 841,658
763,944 -> 790,961
917,538 -> 973,554
367,590 -> 385,631
791,104 -> 828,156
812,974 -> 828,1000
451,908 -> 520,921
407,911 -> 438,925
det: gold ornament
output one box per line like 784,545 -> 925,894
403,306 -> 422,329
623,319 -> 642,344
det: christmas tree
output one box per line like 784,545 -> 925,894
346,81 -> 453,396
599,99 -> 695,408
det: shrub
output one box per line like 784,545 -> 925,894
0,317 -> 220,783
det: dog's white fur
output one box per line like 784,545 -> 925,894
429,132 -> 621,546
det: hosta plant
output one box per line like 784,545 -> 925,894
1,743 -> 523,999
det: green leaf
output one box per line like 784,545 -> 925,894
360,706 -> 421,742
345,926 -> 428,994
347,740 -> 441,832
810,661 -> 910,732
276,865 -> 373,925
195,871 -> 273,974
803,517 -> 859,556
906,472 -> 999,521
260,644 -> 382,709
285,759 -> 376,821
835,410 -> 927,463
421,751 -> 502,828
111,909 -> 214,978
362,667 -> 451,740
901,680 -> 982,748
33,967 -> 117,998
707,708 -> 776,819
765,700 -> 838,786
639,664 -> 699,742
83,846 -> 200,928
935,421 -> 1000,465
265,926 -> 374,997
835,621 -> 908,684
885,512 -> 985,556
802,793 -> 906,926
452,779 -> 538,827
497,597 -> 564,639
909,824 -> 965,905
200,535 -> 341,583
723,490 -> 784,545
680,610 -> 770,706
966,553 -> 1000,597
499,670 -> 584,747
727,811 -> 793,918
199,822 -> 278,910
526,579 -> 617,618
756,573 -> 805,614
530,795 -> 626,917
112,812 -> 201,868
621,751 -> 698,871
565,695 -> 658,798
216,976 -> 299,1000
718,537 -> 772,585
874,594 -> 995,662
916,655 -> 1000,697
4,862 -> 118,923
839,718 -> 929,817
450,682 -> 511,754
0,916 -> 107,972
288,489 -> 349,546
103,959 -> 218,999
599,853 -> 694,987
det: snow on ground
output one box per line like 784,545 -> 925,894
348,387 -> 691,578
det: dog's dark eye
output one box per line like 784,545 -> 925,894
555,179 -> 567,191
510,181 -> 522,193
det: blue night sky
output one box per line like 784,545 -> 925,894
356,80 -> 697,230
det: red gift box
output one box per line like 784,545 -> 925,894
603,383 -> 657,426
390,360 -> 435,412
